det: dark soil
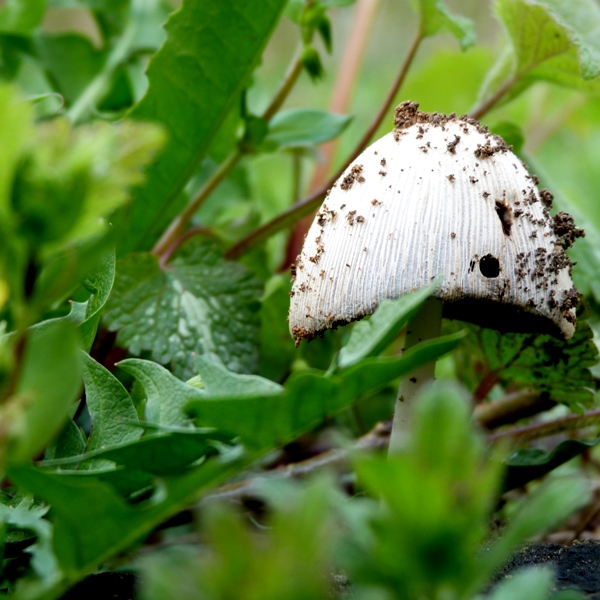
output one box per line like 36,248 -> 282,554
492,541 -> 600,598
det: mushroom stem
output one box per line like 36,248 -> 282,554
388,296 -> 443,454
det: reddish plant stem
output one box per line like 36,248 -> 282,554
473,371 -> 501,403
151,49 -> 304,261
469,74 -> 518,121
227,30 -> 424,261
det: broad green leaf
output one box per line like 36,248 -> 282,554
40,429 -> 228,475
123,0 -> 287,253
44,418 -> 86,461
9,452 -> 255,588
484,0 -> 600,103
417,0 -> 475,50
338,285 -> 436,369
33,33 -> 103,106
117,358 -> 199,426
459,321 -> 597,411
104,239 -> 263,379
80,353 -> 141,462
504,437 -> 600,491
339,332 -> 465,398
264,109 -> 352,150
194,357 -> 283,399
0,0 -> 46,35
5,320 -> 81,466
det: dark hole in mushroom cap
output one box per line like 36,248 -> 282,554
480,254 -> 500,278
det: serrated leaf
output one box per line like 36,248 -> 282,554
9,452 -> 254,584
338,285 -> 436,369
461,321 -> 597,411
5,320 -> 81,466
417,0 -> 476,50
104,239 -> 262,380
504,437 -> 600,491
80,353 -> 141,465
264,109 -> 352,150
123,0 -> 287,253
484,0 -> 600,103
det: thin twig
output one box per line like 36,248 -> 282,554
226,31 -> 424,261
487,408 -> 600,445
200,421 -> 391,505
473,390 -> 555,429
152,50 -> 305,260
469,74 -> 518,121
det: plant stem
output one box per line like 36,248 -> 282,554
487,408 -> 600,445
227,31 -> 424,261
469,74 -> 518,121
152,50 -> 304,260
388,297 -> 443,454
152,150 -> 241,257
474,390 -> 555,429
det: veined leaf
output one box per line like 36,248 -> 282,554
482,0 -> 600,103
459,321 -> 597,411
104,239 -> 262,380
417,0 -> 475,50
80,353 -> 141,465
123,0 -> 287,253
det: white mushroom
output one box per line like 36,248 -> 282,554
289,101 -> 584,451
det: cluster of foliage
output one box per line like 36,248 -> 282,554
0,0 -> 599,598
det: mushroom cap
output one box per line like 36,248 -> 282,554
289,102 -> 582,345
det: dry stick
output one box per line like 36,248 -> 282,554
474,390 -> 556,429
487,408 -> 600,445
226,31 -> 424,261
200,421 -> 391,505
151,49 -> 305,259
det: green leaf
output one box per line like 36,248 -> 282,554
194,357 -> 283,399
117,358 -> 199,426
77,251 -> 115,351
486,567 -> 555,600
417,0 -> 476,50
5,320 -> 81,466
504,437 -> 600,491
264,109 -> 352,150
33,33 -> 103,106
9,452 -> 255,588
104,239 -> 263,380
486,0 -> 600,101
460,321 -> 597,411
44,418 -> 86,461
338,285 -> 436,369
0,0 -> 46,35
40,429 -> 227,475
80,353 -> 141,464
123,0 -> 287,253
339,332 -> 466,398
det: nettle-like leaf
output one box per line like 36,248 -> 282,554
417,0 -> 476,50
482,0 -> 600,102
124,0 -> 287,253
104,239 -> 262,380
460,321 -> 598,411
